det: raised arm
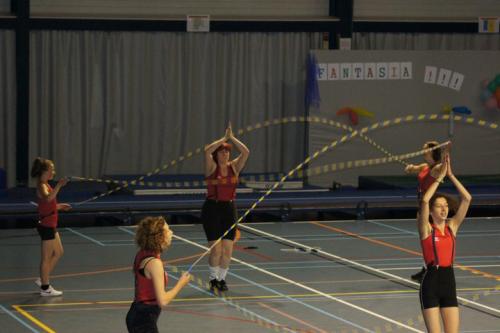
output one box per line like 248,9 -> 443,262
418,160 -> 447,239
204,128 -> 230,176
405,163 -> 427,174
446,155 -> 472,234
227,125 -> 249,175
38,178 -> 67,202
148,259 -> 191,308
429,162 -> 445,178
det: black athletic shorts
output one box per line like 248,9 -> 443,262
37,225 -> 56,241
201,199 -> 237,242
126,301 -> 161,333
420,266 -> 458,309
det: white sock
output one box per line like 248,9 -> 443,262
218,267 -> 228,281
209,266 -> 220,281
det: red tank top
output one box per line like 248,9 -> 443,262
37,183 -> 58,228
206,164 -> 237,201
133,250 -> 168,305
421,224 -> 455,267
417,165 -> 436,195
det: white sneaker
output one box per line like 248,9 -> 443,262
35,278 -> 42,288
40,286 -> 63,297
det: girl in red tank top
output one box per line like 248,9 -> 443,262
404,141 -> 446,199
126,216 -> 191,333
206,164 -> 237,201
30,157 -> 71,296
202,123 -> 249,292
418,155 -> 471,333
405,141 -> 448,282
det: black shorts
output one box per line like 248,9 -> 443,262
420,266 -> 458,309
201,199 -> 237,242
37,225 -> 56,241
126,302 -> 161,333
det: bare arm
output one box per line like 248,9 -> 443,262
147,259 -> 191,308
204,135 -> 228,177
404,163 -> 427,174
37,178 -> 67,202
418,162 -> 447,240
446,156 -> 472,234
429,163 -> 444,178
228,130 -> 250,175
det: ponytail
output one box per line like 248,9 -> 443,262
30,157 -> 53,178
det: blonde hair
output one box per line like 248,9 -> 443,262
135,216 -> 169,253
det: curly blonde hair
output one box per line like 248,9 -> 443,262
135,216 -> 169,253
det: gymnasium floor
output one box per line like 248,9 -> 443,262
0,218 -> 499,333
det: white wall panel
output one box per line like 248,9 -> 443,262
31,0 -> 329,18
355,0 -> 500,21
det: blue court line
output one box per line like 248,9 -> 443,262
99,232 -> 500,246
168,255 -> 499,269
228,271 -> 374,333
172,261 -> 500,276
117,226 -> 296,332
65,228 -> 106,246
168,273 -> 296,332
367,220 -> 417,235
123,227 -> 404,333
0,304 -> 40,333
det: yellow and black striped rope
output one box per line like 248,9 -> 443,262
71,114 -> 497,200
168,263 -> 499,333
188,137 -> 451,270
69,115 -> 402,189
166,264 -> 307,333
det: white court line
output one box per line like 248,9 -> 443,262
367,220 -> 416,235
238,223 -> 500,316
170,233 -> 423,333
168,275 -> 297,333
382,265 -> 500,271
117,227 -> 297,333
117,226 -> 135,235
65,228 -> 105,246
0,304 -> 40,333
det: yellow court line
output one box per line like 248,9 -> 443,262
12,305 -> 56,333
15,286 -> 498,308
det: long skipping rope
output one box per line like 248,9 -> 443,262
70,113 -> 498,195
69,114 -> 498,330
176,145 -> 452,333
68,114 -> 418,204
186,141 -> 450,272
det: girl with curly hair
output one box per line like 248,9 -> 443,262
126,216 -> 191,333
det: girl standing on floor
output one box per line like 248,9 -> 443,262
202,123 -> 250,292
31,157 -> 71,296
405,141 -> 447,282
126,216 -> 191,333
418,155 -> 471,333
